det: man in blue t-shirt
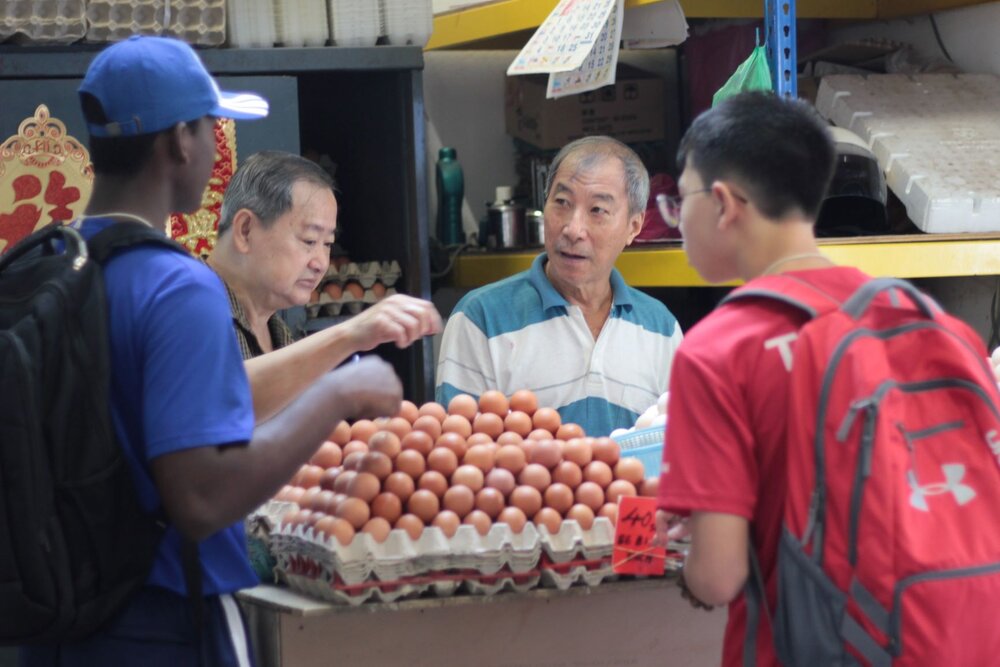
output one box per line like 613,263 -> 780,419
18,37 -> 403,667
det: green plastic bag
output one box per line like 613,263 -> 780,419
712,44 -> 773,107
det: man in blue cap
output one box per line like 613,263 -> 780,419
19,36 -> 403,666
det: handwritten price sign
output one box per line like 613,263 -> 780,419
612,495 -> 666,576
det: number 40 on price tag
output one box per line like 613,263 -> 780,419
612,495 -> 666,576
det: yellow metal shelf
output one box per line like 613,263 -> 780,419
450,236 -> 1000,288
428,0 -> 993,50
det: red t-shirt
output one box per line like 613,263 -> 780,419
657,266 -> 870,667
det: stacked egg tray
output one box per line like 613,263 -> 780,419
308,260 -> 402,319
0,0 -> 86,43
85,0 -> 225,45
271,517 -> 617,606
816,73 -> 1000,234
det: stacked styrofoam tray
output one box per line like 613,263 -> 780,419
86,0 -> 225,45
309,260 -> 402,318
225,0 -> 274,47
328,0 -> 379,47
815,74 -> 1000,233
380,0 -> 432,46
0,0 -> 86,43
274,0 -> 328,46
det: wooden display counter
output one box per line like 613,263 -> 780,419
238,578 -> 727,666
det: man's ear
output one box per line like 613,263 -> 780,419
230,209 -> 256,254
711,181 -> 745,232
624,210 -> 645,247
164,122 -> 191,164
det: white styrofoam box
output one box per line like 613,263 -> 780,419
0,0 -> 86,43
275,0 -> 328,46
327,0 -> 379,47
226,0 -> 275,47
381,0 -> 432,46
815,74 -> 1000,233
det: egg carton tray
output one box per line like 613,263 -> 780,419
306,287 -> 398,318
86,0 -> 226,45
815,73 -> 1000,234
0,0 -> 87,43
538,556 -> 615,590
326,260 -> 402,289
537,517 -> 615,564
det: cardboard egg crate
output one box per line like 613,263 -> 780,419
308,260 -> 402,318
271,517 -> 617,606
0,0 -> 86,43
85,0 -> 225,45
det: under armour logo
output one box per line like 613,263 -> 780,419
908,464 -> 976,512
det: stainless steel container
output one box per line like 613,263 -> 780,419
485,186 -> 525,249
525,209 -> 545,246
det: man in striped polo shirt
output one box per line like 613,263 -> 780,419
436,136 -> 683,437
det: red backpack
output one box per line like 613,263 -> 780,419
725,274 -> 1000,667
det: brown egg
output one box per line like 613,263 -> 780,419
502,411 -> 533,437
332,470 -> 357,494
552,461 -> 583,489
640,477 -> 660,498
527,428 -> 554,441
497,506 -> 528,533
417,402 -> 447,423
495,444 -> 527,475
309,289 -> 321,305
323,282 -> 342,300
427,447 -> 459,478
407,489 -> 440,524
463,444 -> 495,473
341,451 -> 365,472
485,467 -> 517,498
451,464 -> 485,493
518,463 -> 552,491
371,282 -> 387,299
299,487 -> 324,510
614,457 -> 645,485
591,437 -> 621,466
314,489 -> 341,514
344,281 -> 364,299
477,390 -> 510,417
314,516 -> 355,546
556,423 -> 585,440
530,440 -> 563,470
346,472 -> 381,503
606,479 -> 638,504
382,418 -> 412,442
496,431 -> 525,447
509,485 -> 543,518
361,517 -> 392,543
328,421 -> 352,445
395,513 -> 424,540
447,394 -> 479,421
417,470 -> 449,498
278,485 -> 306,504
400,431 -> 434,459
371,492 -> 403,524
411,415 -> 443,442
397,400 -> 419,424
318,467 -> 341,491
342,440 -> 369,458
509,389 -> 538,416
463,509 -> 492,536
383,472 -> 415,502
566,503 -> 595,530
297,464 -> 324,489
584,460 -> 614,488
394,449 -> 427,479
435,432 -> 468,459
532,407 -> 561,434
432,510 -> 461,538
475,487 -> 506,519
534,507 -> 563,535
598,502 -> 619,526
350,419 -> 378,443
281,508 -> 312,529
466,432 -> 494,447
442,484 -> 475,518
562,438 -> 593,467
358,452 -> 393,480
441,414 -> 472,439
310,441 -> 343,469
575,481 -> 605,511
334,497 -> 370,530
472,412 -> 505,439
544,483 -> 575,514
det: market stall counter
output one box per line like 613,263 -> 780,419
238,577 -> 726,667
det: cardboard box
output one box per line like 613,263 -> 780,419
505,65 -> 665,150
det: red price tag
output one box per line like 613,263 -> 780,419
612,496 -> 666,576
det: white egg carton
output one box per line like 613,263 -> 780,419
538,560 -> 616,591
462,572 -> 541,596
0,0 -> 87,43
327,260 -> 402,288
327,0 -> 379,47
86,0 -> 225,45
815,73 -> 1000,233
225,0 -> 274,47
379,0 -> 432,46
536,517 -> 615,564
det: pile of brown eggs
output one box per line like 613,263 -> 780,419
274,390 -> 659,548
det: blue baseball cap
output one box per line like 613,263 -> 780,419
79,36 -> 269,138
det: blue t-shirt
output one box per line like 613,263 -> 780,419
77,218 -> 257,596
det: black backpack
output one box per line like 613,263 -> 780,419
0,221 -> 192,643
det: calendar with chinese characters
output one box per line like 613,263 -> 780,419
507,0 -> 623,99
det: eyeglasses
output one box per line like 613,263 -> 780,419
655,189 -> 748,228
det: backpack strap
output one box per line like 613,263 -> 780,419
85,220 -> 191,264
720,273 -> 844,320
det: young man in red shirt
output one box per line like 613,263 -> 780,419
653,92 -> 865,666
